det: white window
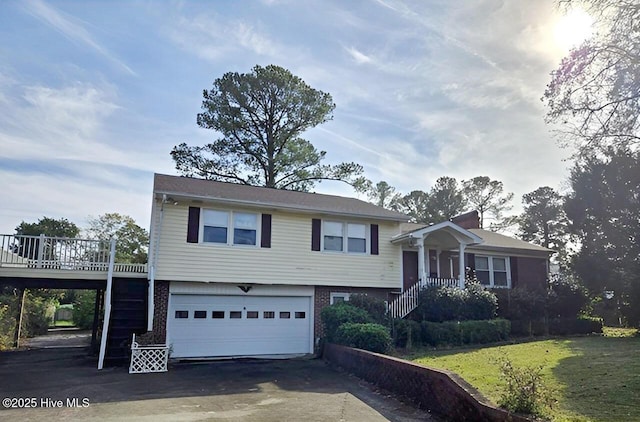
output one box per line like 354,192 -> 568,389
323,221 -> 367,254
475,256 -> 510,288
330,292 -> 351,305
202,209 -> 258,246
323,221 -> 344,252
347,223 -> 366,253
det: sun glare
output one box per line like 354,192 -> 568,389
554,7 -> 594,50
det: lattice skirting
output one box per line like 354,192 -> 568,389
129,335 -> 169,374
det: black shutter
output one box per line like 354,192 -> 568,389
370,224 -> 379,255
510,256 -> 518,288
311,219 -> 321,251
187,207 -> 200,243
261,214 -> 272,248
466,253 -> 475,270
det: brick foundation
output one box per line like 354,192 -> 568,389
324,344 -> 533,422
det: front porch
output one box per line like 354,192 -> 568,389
388,222 -> 484,319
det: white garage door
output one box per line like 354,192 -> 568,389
168,294 -> 312,358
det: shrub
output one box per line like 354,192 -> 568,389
73,290 -> 97,330
0,302 -> 15,350
348,293 -> 388,325
547,275 -> 589,318
548,316 -> 603,335
495,287 -> 547,323
497,357 -> 554,417
415,286 -> 465,322
22,294 -> 55,337
461,283 -> 498,320
321,302 -> 371,342
334,322 -> 391,353
420,319 -> 510,347
392,318 -> 421,349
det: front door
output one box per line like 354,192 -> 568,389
402,251 -> 419,290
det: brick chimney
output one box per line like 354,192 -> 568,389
451,210 -> 480,229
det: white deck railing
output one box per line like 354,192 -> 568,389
0,234 -> 147,273
388,277 -> 460,319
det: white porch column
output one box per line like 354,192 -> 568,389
417,242 -> 426,285
458,243 -> 466,289
436,248 -> 442,278
425,248 -> 430,279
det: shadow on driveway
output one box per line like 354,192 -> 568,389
0,347 -> 438,421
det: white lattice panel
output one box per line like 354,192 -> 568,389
129,335 -> 169,374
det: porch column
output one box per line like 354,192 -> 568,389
417,242 -> 426,285
436,248 -> 442,278
458,243 -> 466,289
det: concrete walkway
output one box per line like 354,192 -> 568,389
22,328 -> 91,349
0,348 -> 438,422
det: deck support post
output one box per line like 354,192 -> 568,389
13,287 -> 26,348
98,237 -> 116,370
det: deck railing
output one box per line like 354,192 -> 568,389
0,234 -> 147,273
388,277 -> 460,319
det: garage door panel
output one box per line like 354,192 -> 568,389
168,294 -> 312,358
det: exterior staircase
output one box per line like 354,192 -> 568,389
388,277 -> 460,319
104,277 -> 148,366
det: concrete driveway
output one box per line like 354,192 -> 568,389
0,347 -> 437,422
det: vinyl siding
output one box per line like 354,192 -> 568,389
153,201 -> 402,288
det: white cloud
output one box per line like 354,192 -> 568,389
23,0 -> 136,76
344,46 -> 373,64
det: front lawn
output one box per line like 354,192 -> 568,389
402,329 -> 640,422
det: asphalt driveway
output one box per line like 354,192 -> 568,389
0,347 -> 437,421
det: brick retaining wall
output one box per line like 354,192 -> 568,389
323,343 -> 533,422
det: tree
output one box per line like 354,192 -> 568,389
543,0 -> 640,157
15,217 -> 80,238
171,64 -> 367,192
395,190 -> 430,223
462,176 -> 514,229
85,213 -> 149,264
519,187 -> 570,268
565,147 -> 640,326
424,176 -> 467,223
366,181 -> 400,209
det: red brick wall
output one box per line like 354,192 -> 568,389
514,257 -> 548,290
324,344 -> 533,422
151,280 -> 170,343
313,286 -> 394,348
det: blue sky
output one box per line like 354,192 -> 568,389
0,0 -> 582,234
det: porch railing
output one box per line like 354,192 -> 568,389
0,234 -> 147,273
388,277 -> 459,319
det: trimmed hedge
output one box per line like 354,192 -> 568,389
392,318 -> 421,348
510,317 -> 603,337
414,283 -> 497,322
320,302 -> 371,342
420,319 -> 511,347
334,322 -> 392,353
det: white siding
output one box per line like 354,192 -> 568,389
153,201 -> 402,288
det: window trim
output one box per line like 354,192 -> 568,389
475,255 -> 511,288
321,220 -> 369,255
199,208 -> 261,247
330,292 -> 351,305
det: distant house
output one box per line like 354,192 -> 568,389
145,174 -> 553,359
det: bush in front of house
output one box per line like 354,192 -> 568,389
334,322 -> 392,353
321,302 -> 372,342
420,319 -> 510,347
414,284 -> 498,322
392,318 -> 421,349
548,316 -> 603,335
547,275 -> 589,319
348,293 -> 388,325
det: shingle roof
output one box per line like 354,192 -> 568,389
468,229 -> 553,254
153,173 -> 410,221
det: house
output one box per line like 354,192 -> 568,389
144,174 -> 553,359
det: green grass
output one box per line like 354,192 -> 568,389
50,320 -> 75,328
403,329 -> 640,422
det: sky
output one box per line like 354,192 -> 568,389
0,0 -> 592,235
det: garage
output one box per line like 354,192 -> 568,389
168,290 -> 313,358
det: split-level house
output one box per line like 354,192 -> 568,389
145,174 -> 553,359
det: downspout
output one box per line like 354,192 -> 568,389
98,237 -> 116,370
148,196 -> 166,332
